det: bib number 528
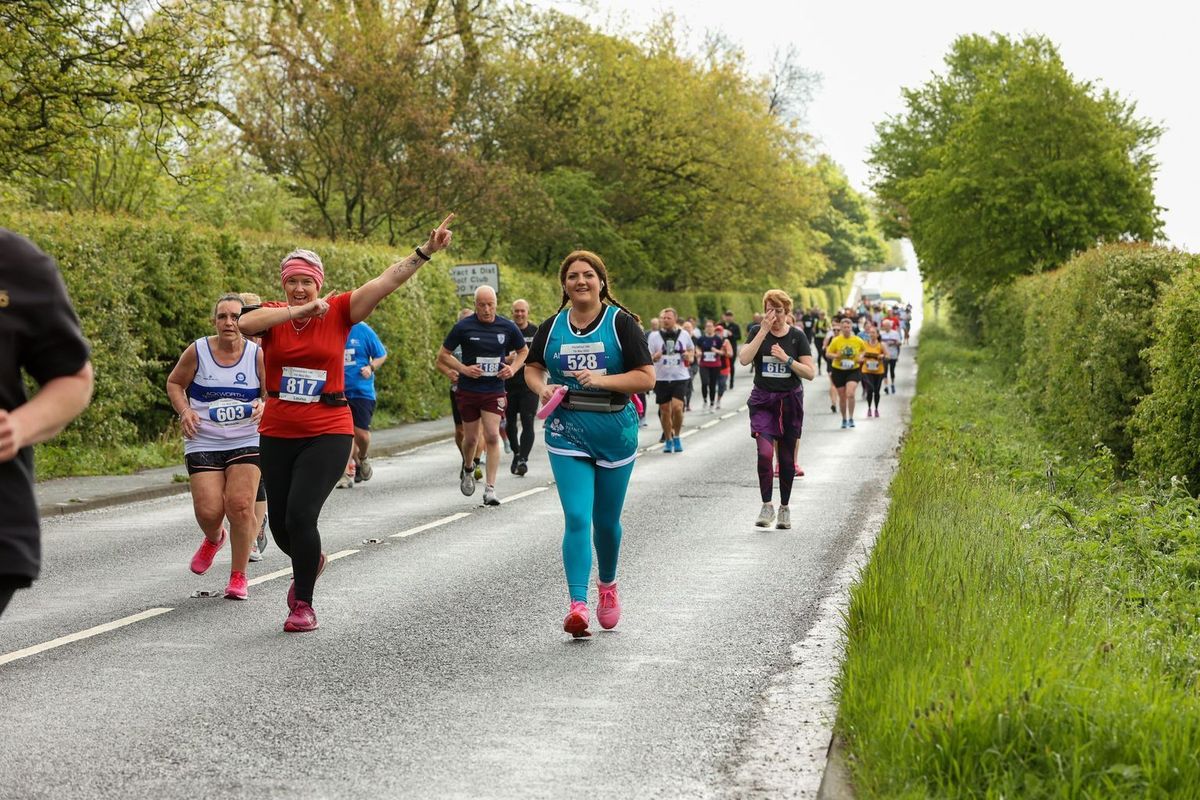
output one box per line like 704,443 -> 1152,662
565,353 -> 600,371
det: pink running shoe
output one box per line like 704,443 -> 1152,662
189,527 -> 227,575
563,600 -> 591,638
597,581 -> 621,630
224,571 -> 248,600
283,601 -> 319,632
795,465 -> 805,477
287,552 -> 327,611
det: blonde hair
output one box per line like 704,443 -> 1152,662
762,289 -> 793,315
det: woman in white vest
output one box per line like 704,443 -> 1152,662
166,293 -> 265,600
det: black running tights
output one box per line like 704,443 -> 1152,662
259,434 -> 353,605
862,373 -> 883,408
504,388 -> 538,460
757,435 -> 797,505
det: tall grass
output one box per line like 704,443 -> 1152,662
838,325 -> 1200,798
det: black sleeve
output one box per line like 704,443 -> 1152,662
616,312 -> 653,369
441,321 -> 462,352
7,231 -> 91,386
526,315 -> 554,368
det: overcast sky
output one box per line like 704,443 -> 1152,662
538,0 -> 1198,253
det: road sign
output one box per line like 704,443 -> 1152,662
449,263 -> 500,297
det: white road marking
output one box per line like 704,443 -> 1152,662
499,486 -> 549,504
326,549 -> 359,562
389,512 -> 472,539
700,420 -> 720,429
0,607 -> 174,668
678,429 -> 698,439
720,412 -> 738,420
247,567 -> 293,587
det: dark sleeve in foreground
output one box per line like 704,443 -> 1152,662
525,315 -> 555,368
616,311 -> 653,369
8,232 -> 90,386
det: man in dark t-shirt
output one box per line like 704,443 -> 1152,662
721,310 -> 742,389
1,229 -> 94,618
437,286 -> 527,505
504,298 -> 540,476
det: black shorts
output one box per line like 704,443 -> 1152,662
654,379 -> 689,405
450,387 -> 462,425
256,477 -> 266,502
348,397 -> 376,430
185,446 -> 261,475
830,369 -> 861,388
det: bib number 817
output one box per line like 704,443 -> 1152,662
284,377 -> 319,396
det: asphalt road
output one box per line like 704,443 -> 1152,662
0,356 -> 915,800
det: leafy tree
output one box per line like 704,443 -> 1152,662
810,157 -> 888,284
870,34 -> 1161,311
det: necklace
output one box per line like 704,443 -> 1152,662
290,317 -> 312,334
569,305 -> 603,334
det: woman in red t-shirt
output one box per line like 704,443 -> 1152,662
239,214 -> 455,632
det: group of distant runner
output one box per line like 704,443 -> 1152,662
1,216 -> 915,638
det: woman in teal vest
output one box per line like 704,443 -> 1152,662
523,251 -> 656,637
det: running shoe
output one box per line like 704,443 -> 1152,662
248,543 -> 263,563
830,404 -> 837,414
482,485 -> 500,506
473,459 -> 483,481
841,419 -> 849,429
795,465 -> 805,477
755,503 -> 775,528
256,513 -> 269,555
287,551 -> 327,611
357,458 -> 373,482
672,436 -> 683,452
875,408 -> 881,418
776,506 -> 792,530
460,466 -> 477,496
563,600 -> 591,638
502,437 -> 511,454
283,601 -> 319,632
597,581 -> 621,630
224,571 -> 249,600
511,455 -> 520,475
663,439 -> 674,454
715,400 -> 721,410
189,527 -> 227,575
335,472 -> 353,489
516,458 -> 528,477
848,418 -> 856,428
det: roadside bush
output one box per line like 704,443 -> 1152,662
1132,263 -> 1200,489
982,244 -> 1184,466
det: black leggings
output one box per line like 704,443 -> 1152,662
504,387 -> 538,460
259,434 -> 353,605
699,367 -> 726,404
757,435 -> 798,505
886,358 -> 898,384
862,372 -> 883,408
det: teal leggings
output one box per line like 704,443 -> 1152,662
548,453 -> 636,603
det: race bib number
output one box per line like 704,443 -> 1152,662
559,342 -> 608,374
761,357 -> 789,378
344,348 -> 354,366
838,359 -> 856,370
865,360 -> 880,372
701,351 -> 719,365
207,398 -> 255,426
476,357 -> 501,376
279,366 -> 327,403
661,353 -> 682,369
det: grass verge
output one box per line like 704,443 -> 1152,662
837,324 -> 1200,798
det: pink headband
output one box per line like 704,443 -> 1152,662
280,256 -> 323,291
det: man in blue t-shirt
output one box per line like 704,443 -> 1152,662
437,285 -> 527,505
337,321 -> 388,487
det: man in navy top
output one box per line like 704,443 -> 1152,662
437,285 -> 527,505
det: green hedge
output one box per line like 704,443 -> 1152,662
1132,264 -> 1200,488
980,243 -> 1198,472
5,210 -> 844,460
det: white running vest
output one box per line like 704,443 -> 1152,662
185,337 -> 261,454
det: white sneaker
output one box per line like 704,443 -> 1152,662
335,472 -> 353,489
248,543 -> 263,562
482,485 -> 500,506
775,506 -> 792,530
755,503 -> 775,528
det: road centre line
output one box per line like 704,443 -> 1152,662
389,512 -> 472,538
699,420 -> 720,429
499,486 -> 549,504
0,607 -> 174,668
247,567 -> 293,587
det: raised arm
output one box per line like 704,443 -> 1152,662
350,214 -> 455,323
